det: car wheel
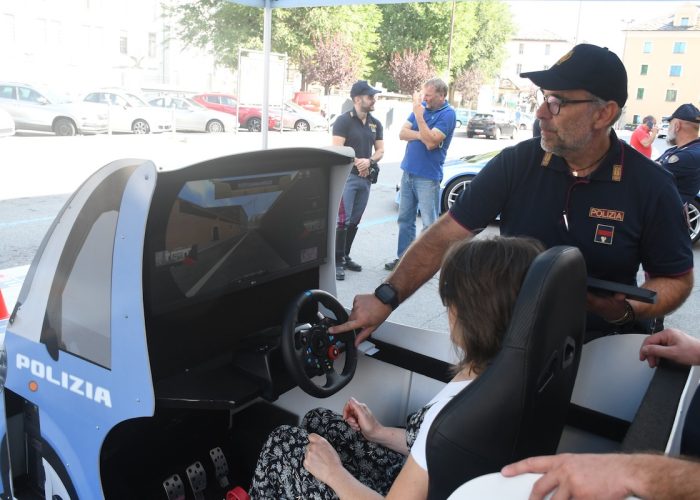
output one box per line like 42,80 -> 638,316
467,131 -> 474,138
53,118 -> 76,136
520,123 -> 527,130
455,120 -> 462,128
493,128 -> 501,140
131,119 -> 150,134
206,120 -> 224,133
442,175 -> 475,212
294,120 -> 310,131
688,199 -> 700,244
247,117 -> 262,132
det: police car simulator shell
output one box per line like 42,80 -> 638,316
0,146 -> 696,499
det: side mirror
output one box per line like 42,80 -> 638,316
37,96 -> 49,105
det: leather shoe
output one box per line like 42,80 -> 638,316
384,258 -> 399,271
344,256 -> 362,272
336,265 -> 345,280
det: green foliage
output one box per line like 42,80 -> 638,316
164,0 -> 514,93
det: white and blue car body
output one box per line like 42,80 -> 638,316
0,147 -> 696,499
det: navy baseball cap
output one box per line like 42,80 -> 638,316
350,80 -> 381,98
521,43 -> 628,108
671,103 -> 700,123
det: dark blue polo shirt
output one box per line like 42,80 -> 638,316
333,110 -> 383,176
449,132 -> 693,288
656,138 -> 700,203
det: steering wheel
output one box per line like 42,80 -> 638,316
281,290 -> 357,398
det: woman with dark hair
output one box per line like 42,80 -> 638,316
249,236 -> 544,500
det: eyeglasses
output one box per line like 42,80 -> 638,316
537,89 -> 598,116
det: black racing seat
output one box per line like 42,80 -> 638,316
425,245 -> 587,499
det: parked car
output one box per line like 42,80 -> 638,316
192,93 -> 278,132
0,107 -> 15,138
455,108 -> 476,128
0,82 -> 108,136
83,89 -> 172,134
466,112 -> 517,140
273,102 -> 328,131
517,113 -> 535,130
148,96 -> 238,133
292,91 -> 322,113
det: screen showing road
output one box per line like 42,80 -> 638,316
154,168 -> 328,300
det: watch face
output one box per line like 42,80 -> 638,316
375,283 -> 397,307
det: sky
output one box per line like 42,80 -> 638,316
506,1 -> 690,55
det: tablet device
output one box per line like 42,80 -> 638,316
587,277 -> 657,304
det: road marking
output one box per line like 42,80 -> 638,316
0,216 -> 55,228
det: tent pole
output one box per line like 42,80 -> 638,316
262,0 -> 272,149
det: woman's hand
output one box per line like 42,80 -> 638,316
343,397 -> 382,441
304,433 -> 344,486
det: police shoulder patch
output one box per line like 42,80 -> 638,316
668,155 -> 679,163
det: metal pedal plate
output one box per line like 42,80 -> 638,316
185,461 -> 207,500
209,446 -> 231,488
162,473 -> 185,500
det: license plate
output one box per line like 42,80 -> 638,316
475,129 -> 483,133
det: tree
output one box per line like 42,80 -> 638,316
303,34 -> 361,95
453,66 -> 483,108
389,48 -> 435,94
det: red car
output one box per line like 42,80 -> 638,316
192,92 -> 278,132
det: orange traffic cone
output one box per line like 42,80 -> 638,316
0,289 -> 9,320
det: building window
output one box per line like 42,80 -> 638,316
680,17 -> 690,26
518,43 -> 524,55
544,44 -> 550,55
148,32 -> 156,57
643,41 -> 652,53
673,42 -> 686,54
669,65 -> 682,77
119,30 -> 127,54
640,64 -> 648,75
666,89 -> 677,102
633,114 -> 640,124
636,88 -> 644,100
516,63 -> 522,74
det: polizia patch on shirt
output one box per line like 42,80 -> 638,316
589,207 -> 624,222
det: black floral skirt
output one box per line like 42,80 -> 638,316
249,407 -> 409,499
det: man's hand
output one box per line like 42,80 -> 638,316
343,397 -> 382,441
304,433 -> 344,485
501,454 -> 638,500
639,327 -> 700,368
586,291 -> 629,322
355,157 -> 371,177
328,293 -> 392,346
412,91 -> 424,120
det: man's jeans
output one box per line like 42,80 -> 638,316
397,171 -> 440,257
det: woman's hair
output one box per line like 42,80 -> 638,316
439,236 -> 544,375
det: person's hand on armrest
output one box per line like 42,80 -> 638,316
639,327 -> 700,368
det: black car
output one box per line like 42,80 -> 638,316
466,112 -> 517,140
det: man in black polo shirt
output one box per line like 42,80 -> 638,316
656,103 -> 700,205
332,80 -> 384,280
330,44 -> 693,344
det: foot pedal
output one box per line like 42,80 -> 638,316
185,461 -> 207,500
209,446 -> 231,488
162,474 -> 185,500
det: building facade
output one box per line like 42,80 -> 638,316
623,3 -> 700,125
0,0 -> 235,96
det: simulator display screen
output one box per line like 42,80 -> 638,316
154,168 -> 328,299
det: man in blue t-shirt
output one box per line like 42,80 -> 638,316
385,78 -> 456,271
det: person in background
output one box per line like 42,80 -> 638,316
333,80 -> 384,281
656,103 -> 700,204
331,43 -> 693,346
249,237 -> 543,500
502,327 -> 700,499
630,114 -> 658,158
385,78 -> 456,271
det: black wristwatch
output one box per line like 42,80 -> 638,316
374,283 -> 399,310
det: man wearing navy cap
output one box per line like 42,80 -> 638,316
656,103 -> 700,204
332,80 -> 384,280
330,44 -> 693,345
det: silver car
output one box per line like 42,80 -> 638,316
0,107 -> 15,138
274,102 -> 328,131
83,89 -> 172,134
148,96 -> 238,133
0,82 -> 108,136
